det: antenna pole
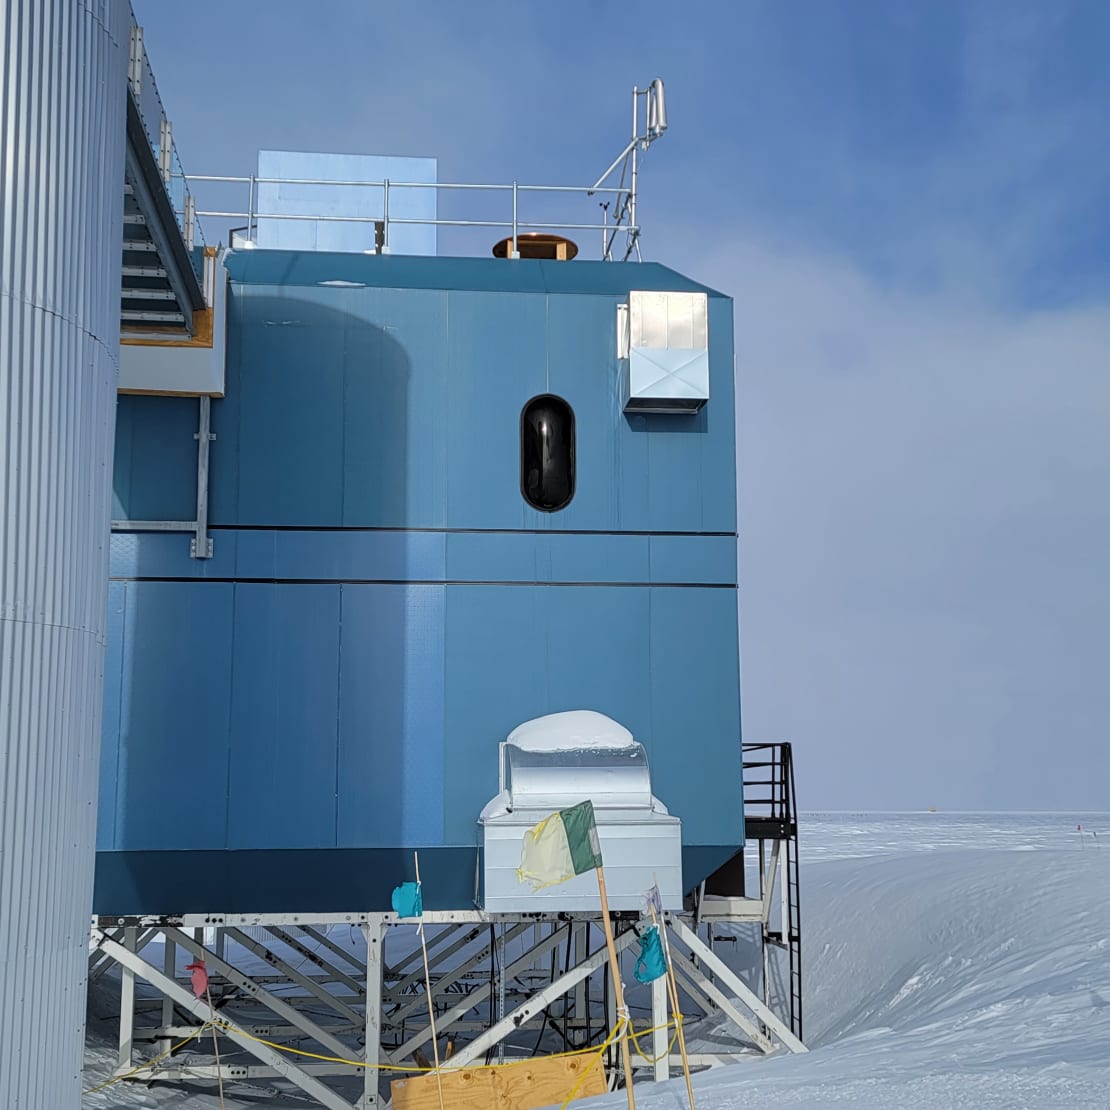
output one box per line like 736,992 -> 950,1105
629,87 -> 639,258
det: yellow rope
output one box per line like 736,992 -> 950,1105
627,1012 -> 682,1065
83,1011 -> 680,1100
206,1011 -> 667,1073
83,1023 -> 212,1096
556,1017 -> 626,1109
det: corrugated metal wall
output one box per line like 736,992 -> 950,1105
0,1 -> 127,1104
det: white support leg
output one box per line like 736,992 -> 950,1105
573,922 -> 588,1028
360,918 -> 383,1110
780,839 -> 790,946
651,973 -> 669,1082
668,946 -> 773,1054
669,918 -> 806,1054
159,934 -> 175,1057
117,926 -> 136,1072
762,839 -> 781,924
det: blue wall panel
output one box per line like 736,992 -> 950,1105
337,585 -> 446,845
443,585 -> 543,838
97,582 -> 127,850
234,300 -> 347,525
209,307 -> 243,522
233,529 -> 447,583
648,535 -> 737,585
110,531 -> 240,580
342,289 -> 448,527
227,585 -> 341,848
441,583 -> 731,844
445,292 -> 547,530
113,394 -> 200,522
542,294 -> 630,530
649,587 -> 743,845
545,533 -> 650,584
114,583 -> 234,850
541,586 -> 654,755
212,274 -> 735,535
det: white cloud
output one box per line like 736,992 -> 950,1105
691,234 -> 1110,808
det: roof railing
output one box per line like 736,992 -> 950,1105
186,81 -> 670,261
185,175 -> 643,261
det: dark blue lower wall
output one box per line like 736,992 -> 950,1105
92,845 -> 741,914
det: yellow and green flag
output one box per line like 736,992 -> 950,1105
517,799 -> 603,889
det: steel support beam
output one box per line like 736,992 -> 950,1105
651,974 -> 669,1082
92,932 -> 355,1110
160,927 -> 357,1061
389,923 -> 573,1063
266,925 -> 366,997
667,945 -> 773,1054
669,917 -> 807,1054
222,926 -> 363,1026
441,927 -> 637,1071
360,918 -> 384,1110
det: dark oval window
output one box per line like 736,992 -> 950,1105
520,394 -> 576,512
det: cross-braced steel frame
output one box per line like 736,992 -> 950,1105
88,894 -> 805,1109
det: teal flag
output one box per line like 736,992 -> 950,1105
634,924 -> 667,984
391,881 -> 423,918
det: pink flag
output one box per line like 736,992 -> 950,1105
185,959 -> 209,999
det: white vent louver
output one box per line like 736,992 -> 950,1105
619,290 -> 709,414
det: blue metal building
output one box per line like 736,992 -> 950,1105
96,249 -> 742,913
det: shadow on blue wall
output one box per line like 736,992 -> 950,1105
101,299 -> 452,908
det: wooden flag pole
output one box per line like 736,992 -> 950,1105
204,983 -> 227,1110
650,903 -> 696,1110
414,852 -> 446,1110
595,865 -> 637,1110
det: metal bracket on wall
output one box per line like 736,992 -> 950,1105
111,394 -> 214,559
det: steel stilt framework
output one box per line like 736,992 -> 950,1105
88,909 -> 803,1106
85,744 -> 804,1106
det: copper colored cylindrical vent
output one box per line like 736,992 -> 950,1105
493,232 -> 579,260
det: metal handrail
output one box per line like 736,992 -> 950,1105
185,173 -> 640,259
128,9 -> 205,253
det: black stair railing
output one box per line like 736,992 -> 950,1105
742,742 -> 802,1040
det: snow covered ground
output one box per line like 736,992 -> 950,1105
83,813 -> 1110,1108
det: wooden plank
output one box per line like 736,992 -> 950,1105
495,1054 -> 606,1108
391,1066 -> 494,1110
390,1053 -> 605,1110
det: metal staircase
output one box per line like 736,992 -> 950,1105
695,741 -> 802,1041
742,742 -> 802,1040
121,19 -> 204,336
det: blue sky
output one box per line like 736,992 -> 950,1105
136,0 -> 1110,810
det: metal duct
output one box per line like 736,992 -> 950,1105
0,1 -> 128,1104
